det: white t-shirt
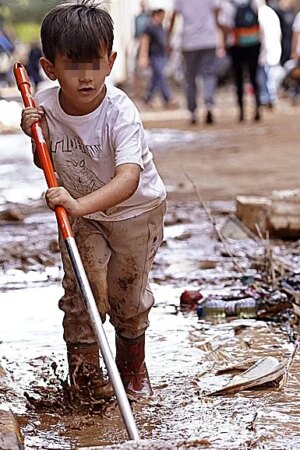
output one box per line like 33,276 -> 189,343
258,5 -> 281,66
35,84 -> 166,222
173,0 -> 220,51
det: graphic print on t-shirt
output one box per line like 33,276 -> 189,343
59,159 -> 105,197
51,135 -> 106,197
52,135 -> 105,158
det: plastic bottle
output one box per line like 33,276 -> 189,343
197,299 -> 226,319
197,298 -> 256,319
235,298 -> 256,318
224,301 -> 237,317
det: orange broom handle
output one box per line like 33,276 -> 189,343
14,62 -> 73,239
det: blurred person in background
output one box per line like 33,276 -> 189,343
26,42 -> 43,91
291,7 -> 300,61
273,0 -> 296,65
218,0 -> 261,122
132,1 -> 151,98
138,8 -> 177,108
168,0 -> 221,125
257,0 -> 282,108
278,5 -> 300,103
0,27 -> 15,87
134,0 -> 151,39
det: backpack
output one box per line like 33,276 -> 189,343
233,1 -> 260,47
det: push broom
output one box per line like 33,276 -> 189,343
13,62 -> 140,441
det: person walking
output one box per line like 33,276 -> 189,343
257,0 -> 282,108
218,0 -> 261,122
20,0 -> 167,403
132,1 -> 151,98
134,0 -> 150,40
291,8 -> 300,61
138,8 -> 177,108
273,0 -> 296,65
168,0 -> 221,125
26,42 -> 43,91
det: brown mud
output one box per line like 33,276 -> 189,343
1,90 -> 300,449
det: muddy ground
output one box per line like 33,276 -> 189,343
140,88 -> 300,202
1,87 -> 300,449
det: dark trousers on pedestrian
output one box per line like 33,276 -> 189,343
229,44 -> 261,120
146,55 -> 171,104
182,47 -> 217,113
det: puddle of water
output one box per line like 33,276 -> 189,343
144,127 -> 269,153
1,285 -> 300,449
0,134 -> 46,204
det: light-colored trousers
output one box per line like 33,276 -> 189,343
58,200 -> 166,344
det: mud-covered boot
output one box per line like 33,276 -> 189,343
67,343 -> 114,401
115,333 -> 153,400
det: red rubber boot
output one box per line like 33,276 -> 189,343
115,333 -> 153,401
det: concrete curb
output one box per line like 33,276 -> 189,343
0,408 -> 24,450
0,365 -> 24,450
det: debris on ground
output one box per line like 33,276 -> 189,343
205,356 -> 286,396
0,407 -> 24,450
236,189 -> 300,239
180,290 -> 203,311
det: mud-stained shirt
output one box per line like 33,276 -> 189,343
34,84 -> 166,222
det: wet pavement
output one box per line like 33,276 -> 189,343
1,133 -> 300,449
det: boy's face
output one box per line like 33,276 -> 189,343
40,49 -> 117,115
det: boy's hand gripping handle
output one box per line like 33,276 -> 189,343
14,62 -> 73,239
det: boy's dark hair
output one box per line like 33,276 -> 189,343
41,0 -> 114,63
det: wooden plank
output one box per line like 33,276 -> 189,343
236,195 -> 271,234
0,408 -> 24,450
0,364 -> 24,450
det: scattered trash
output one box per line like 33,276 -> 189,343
180,290 -> 203,310
240,275 -> 256,286
220,214 -> 257,240
0,407 -> 24,450
236,195 -> 272,235
0,208 -> 25,222
256,291 -> 291,319
197,297 -> 257,320
215,358 -> 258,375
236,190 -> 300,239
205,356 -> 286,396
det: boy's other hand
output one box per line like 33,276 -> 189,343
21,106 -> 50,143
46,187 -> 82,216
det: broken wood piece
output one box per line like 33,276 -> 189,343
215,358 -> 258,375
220,214 -> 257,240
206,356 -> 286,396
236,195 -> 272,235
0,408 -> 24,450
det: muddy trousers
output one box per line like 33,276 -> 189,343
58,201 -> 166,345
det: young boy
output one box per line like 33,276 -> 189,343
20,0 -> 166,402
